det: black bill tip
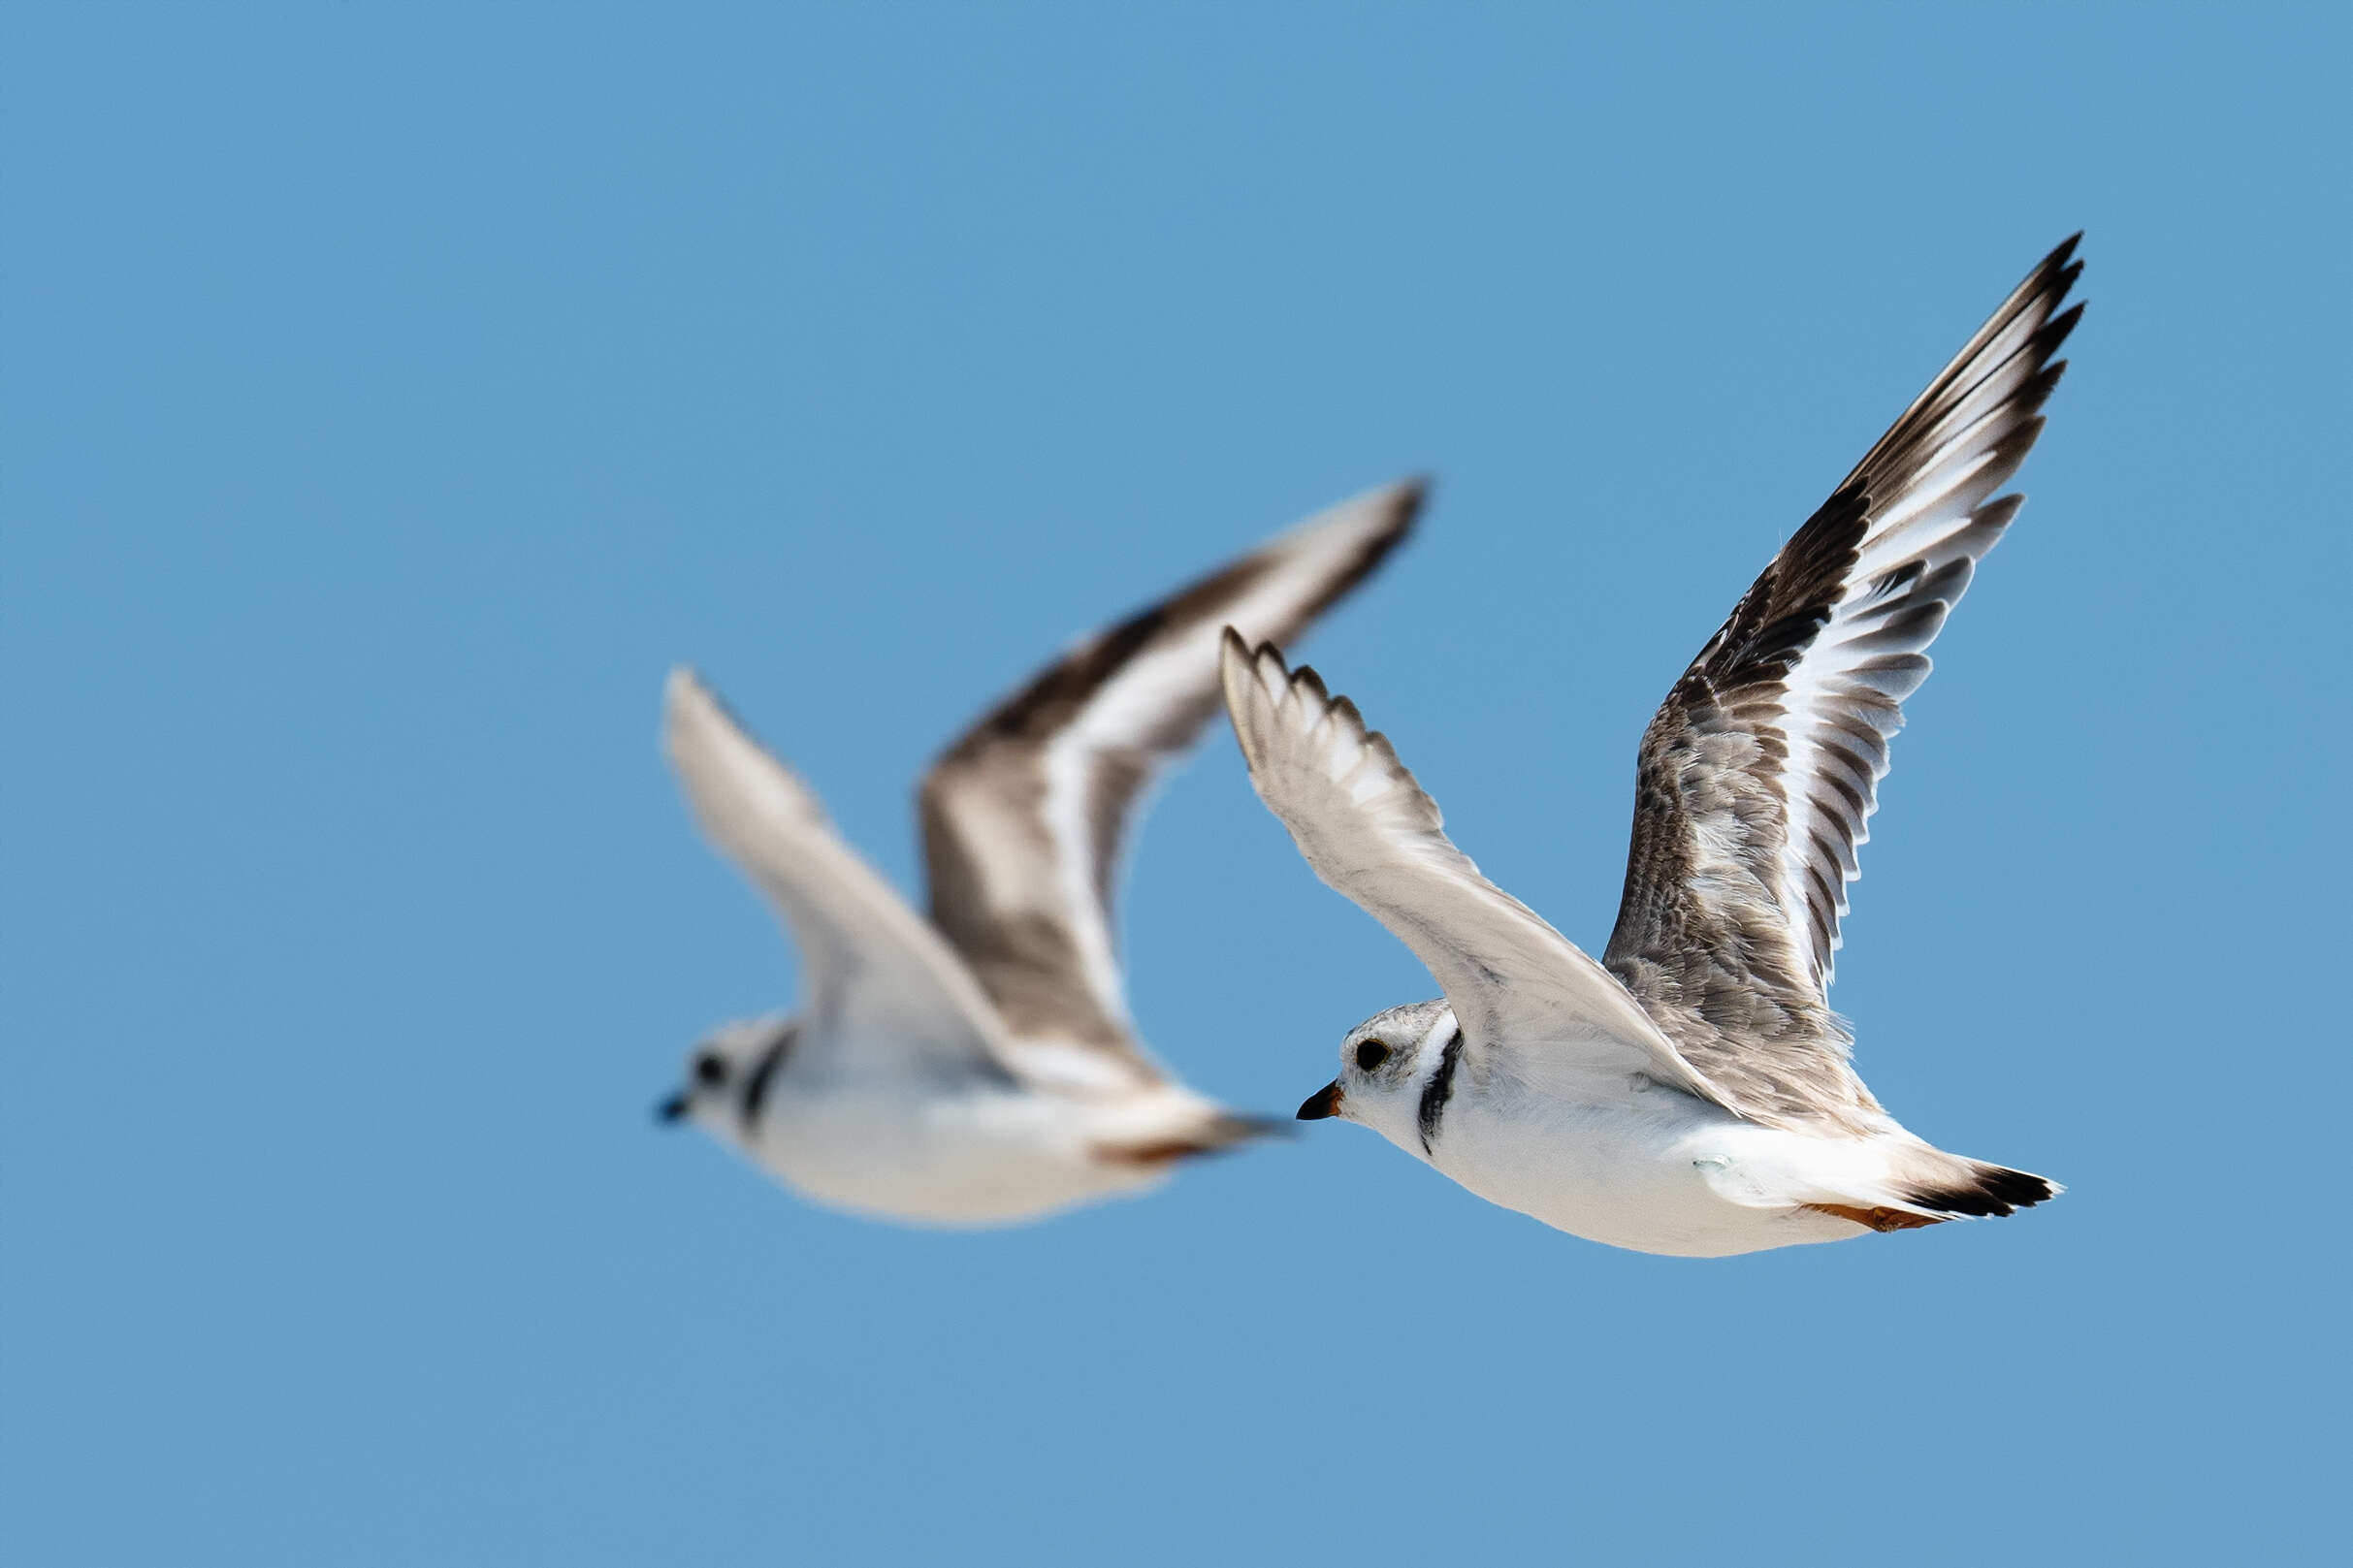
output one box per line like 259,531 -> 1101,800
1296,1080 -> 1343,1121
656,1091 -> 692,1125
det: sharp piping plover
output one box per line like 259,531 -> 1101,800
1225,240 -> 2080,1256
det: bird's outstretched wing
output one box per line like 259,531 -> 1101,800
1603,237 -> 2082,1124
1221,633 -> 1731,1108
919,481 -> 1423,1085
665,668 -> 1017,1084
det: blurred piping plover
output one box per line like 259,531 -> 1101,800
661,480 -> 1422,1225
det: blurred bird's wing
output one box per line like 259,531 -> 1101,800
919,480 -> 1422,1088
665,668 -> 1018,1085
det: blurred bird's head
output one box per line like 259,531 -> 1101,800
657,1013 -> 799,1134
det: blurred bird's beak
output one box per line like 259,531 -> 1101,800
1296,1080 -> 1344,1120
656,1091 -> 691,1125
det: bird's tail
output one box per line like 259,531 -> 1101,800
1902,1155 -> 2061,1219
1830,1147 -> 2060,1232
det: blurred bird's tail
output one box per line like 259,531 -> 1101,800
1091,1109 -> 1288,1168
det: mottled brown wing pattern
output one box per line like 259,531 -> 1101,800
1605,239 -> 2082,1127
920,482 -> 1423,1071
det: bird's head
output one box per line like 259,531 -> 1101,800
1296,998 -> 1459,1156
657,1013 -> 798,1133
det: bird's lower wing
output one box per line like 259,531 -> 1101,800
664,668 -> 1018,1084
1219,634 -> 1732,1109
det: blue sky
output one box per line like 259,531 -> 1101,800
5,5 -> 2345,1564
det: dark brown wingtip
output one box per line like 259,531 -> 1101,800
1976,235 -> 2085,359
1384,473 -> 1434,536
1356,475 -> 1428,570
1269,474 -> 1431,628
2035,246 -> 2085,336
2019,234 -> 2082,303
2042,299 -> 2086,362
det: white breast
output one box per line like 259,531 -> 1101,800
741,1079 -> 1169,1226
1424,1067 -> 1865,1258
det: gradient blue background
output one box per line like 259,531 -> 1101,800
6,5 -> 2345,1563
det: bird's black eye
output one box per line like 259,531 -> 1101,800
693,1052 -> 727,1087
1354,1040 -> 1391,1072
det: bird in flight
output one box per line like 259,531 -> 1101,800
661,480 -> 1423,1225
1224,240 -> 2080,1257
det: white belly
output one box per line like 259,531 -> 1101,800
1430,1084 -> 1868,1258
744,1083 -> 1166,1227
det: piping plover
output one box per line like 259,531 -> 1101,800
661,480 -> 1422,1225
1223,240 -> 2079,1257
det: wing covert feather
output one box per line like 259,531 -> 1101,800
1603,238 -> 2083,1125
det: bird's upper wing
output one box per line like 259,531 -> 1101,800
1602,237 -> 2082,1123
665,668 -> 1018,1084
1221,633 -> 1732,1107
918,480 -> 1423,1085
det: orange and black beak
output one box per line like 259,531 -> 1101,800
1296,1080 -> 1344,1120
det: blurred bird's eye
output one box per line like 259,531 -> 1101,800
693,1052 -> 727,1087
1354,1040 -> 1391,1072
